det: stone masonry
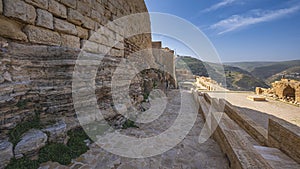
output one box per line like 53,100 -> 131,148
0,0 -> 155,138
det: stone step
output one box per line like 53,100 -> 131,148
254,146 -> 300,169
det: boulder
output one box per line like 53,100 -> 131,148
14,129 -> 47,159
0,140 -> 13,169
42,120 -> 67,144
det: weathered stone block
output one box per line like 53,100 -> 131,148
82,16 -> 95,30
3,0 -> 36,24
42,120 -> 67,144
24,25 -> 61,46
0,16 -> 28,41
54,18 -> 77,35
14,129 -> 47,158
25,0 -> 48,9
36,9 -> 54,30
77,26 -> 89,39
67,8 -> 84,25
77,0 -> 92,16
0,140 -> 13,168
0,0 -> 3,14
61,34 -> 80,49
59,0 -> 76,8
49,0 -> 67,18
81,40 -> 99,53
91,9 -> 105,24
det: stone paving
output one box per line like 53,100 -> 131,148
208,92 -> 300,128
39,90 -> 229,169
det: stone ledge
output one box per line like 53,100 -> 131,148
268,118 -> 300,164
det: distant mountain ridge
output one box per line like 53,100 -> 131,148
176,56 -> 269,91
226,60 -> 300,85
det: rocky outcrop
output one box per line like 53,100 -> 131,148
0,140 -> 13,169
42,120 -> 68,144
14,129 -> 48,159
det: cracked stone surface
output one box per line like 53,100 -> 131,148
39,90 -> 229,169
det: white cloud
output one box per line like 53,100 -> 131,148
211,5 -> 300,35
203,0 -> 236,13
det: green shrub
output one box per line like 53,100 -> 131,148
5,157 -> 39,169
67,128 -> 90,158
38,143 -> 73,165
6,128 -> 91,168
8,119 -> 41,146
122,119 -> 138,129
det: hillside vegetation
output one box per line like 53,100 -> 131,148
176,56 -> 269,91
226,60 -> 300,85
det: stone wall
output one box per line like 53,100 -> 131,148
268,118 -> 300,164
152,42 -> 177,88
0,0 -> 154,138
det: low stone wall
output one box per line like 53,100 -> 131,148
195,92 -> 272,169
268,118 -> 300,164
220,99 -> 268,146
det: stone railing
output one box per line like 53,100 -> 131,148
193,91 -> 272,169
220,99 -> 268,146
268,118 -> 300,164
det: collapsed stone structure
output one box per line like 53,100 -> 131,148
256,79 -> 300,104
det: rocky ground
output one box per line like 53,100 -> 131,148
40,90 -> 229,169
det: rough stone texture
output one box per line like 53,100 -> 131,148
36,9 -> 54,29
59,0 -> 76,8
48,0 -> 67,18
3,0 -> 36,24
0,16 -> 28,41
0,0 -> 3,14
268,118 -> 300,164
76,26 -> 88,39
14,129 -> 48,158
77,0 -> 92,16
0,140 -> 13,169
54,18 -> 77,35
67,8 -> 84,25
82,16 -> 95,30
0,0 -> 156,142
24,25 -> 61,45
25,0 -> 48,9
61,34 -> 80,48
42,120 -> 67,144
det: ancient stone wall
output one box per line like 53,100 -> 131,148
0,0 -> 154,137
152,41 -> 177,88
268,118 -> 300,164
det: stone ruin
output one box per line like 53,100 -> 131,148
256,79 -> 300,105
0,0 -> 177,167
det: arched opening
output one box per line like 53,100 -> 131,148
283,85 -> 296,100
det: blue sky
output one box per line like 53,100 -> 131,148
144,0 -> 300,62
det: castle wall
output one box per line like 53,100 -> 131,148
0,0 -> 154,136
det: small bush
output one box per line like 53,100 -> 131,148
5,157 -> 39,169
6,128 -> 91,168
67,128 -> 90,158
122,119 -> 138,129
38,143 -> 73,165
8,119 -> 41,146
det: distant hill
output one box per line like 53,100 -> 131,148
226,60 -> 300,85
176,56 -> 269,91
225,61 -> 276,72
